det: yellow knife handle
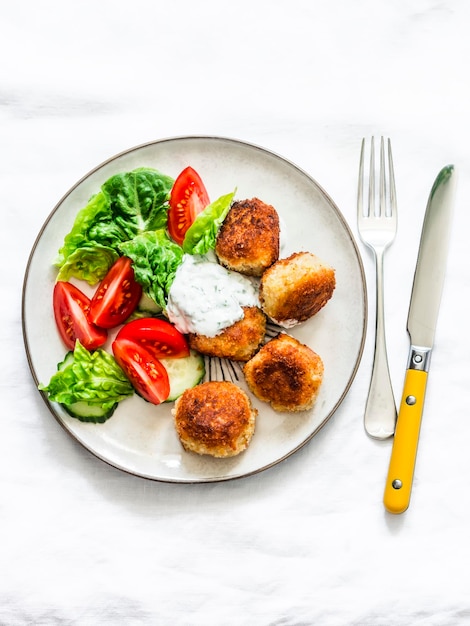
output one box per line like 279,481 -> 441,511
383,364 -> 429,514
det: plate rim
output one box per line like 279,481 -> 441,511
22,134 -> 368,483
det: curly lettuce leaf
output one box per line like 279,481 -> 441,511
182,190 -> 235,255
55,168 -> 174,283
119,229 -> 184,309
39,341 -> 134,415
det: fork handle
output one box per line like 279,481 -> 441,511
364,249 -> 397,439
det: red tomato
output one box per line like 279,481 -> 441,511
88,257 -> 142,329
53,281 -> 108,351
168,166 -> 210,245
112,337 -> 170,404
115,318 -> 190,359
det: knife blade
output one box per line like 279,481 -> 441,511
383,164 -> 457,514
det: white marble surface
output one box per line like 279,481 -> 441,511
2,1 -> 470,624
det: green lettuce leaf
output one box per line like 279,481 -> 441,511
182,190 -> 235,255
55,168 -> 174,284
56,244 -> 119,284
39,341 -> 134,413
119,229 -> 184,309
101,168 -> 174,237
55,192 -> 111,272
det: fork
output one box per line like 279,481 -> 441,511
204,321 -> 283,385
357,137 -> 397,439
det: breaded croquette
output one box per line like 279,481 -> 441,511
243,333 -> 324,412
215,198 -> 280,276
189,306 -> 267,362
173,381 -> 257,457
259,251 -> 335,327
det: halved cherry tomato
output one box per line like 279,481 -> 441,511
168,166 -> 210,245
88,257 -> 142,329
112,337 -> 170,405
114,318 -> 190,359
53,281 -> 108,351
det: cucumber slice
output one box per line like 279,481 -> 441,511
58,351 -> 74,371
130,293 -> 163,319
62,401 -> 117,423
58,351 -> 118,422
161,350 -> 205,402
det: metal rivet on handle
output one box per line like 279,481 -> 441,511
392,479 -> 403,490
406,395 -> 416,406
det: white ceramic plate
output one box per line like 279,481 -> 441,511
22,136 -> 366,482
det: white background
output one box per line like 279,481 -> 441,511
2,1 -> 470,624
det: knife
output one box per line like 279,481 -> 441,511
383,165 -> 457,515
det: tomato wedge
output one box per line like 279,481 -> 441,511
53,281 -> 108,351
112,337 -> 170,405
88,257 -> 142,329
168,166 -> 210,245
114,318 -> 190,359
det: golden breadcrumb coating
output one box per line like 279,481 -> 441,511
215,198 -> 280,276
173,381 -> 257,457
189,306 -> 267,362
259,251 -> 335,327
243,333 -> 324,412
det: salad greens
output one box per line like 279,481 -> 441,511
56,168 -> 174,285
39,341 -> 134,419
56,244 -> 119,285
44,164 -> 238,423
55,164 -> 235,310
119,229 -> 184,310
182,189 -> 236,255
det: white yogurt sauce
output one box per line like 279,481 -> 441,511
166,254 -> 259,337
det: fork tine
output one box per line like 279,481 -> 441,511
357,138 -> 365,217
379,136 -> 386,216
388,138 -> 397,216
368,137 -> 375,217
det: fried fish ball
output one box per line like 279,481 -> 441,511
173,381 -> 257,457
215,198 -> 280,276
259,251 -> 335,328
243,333 -> 324,412
189,306 -> 267,362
